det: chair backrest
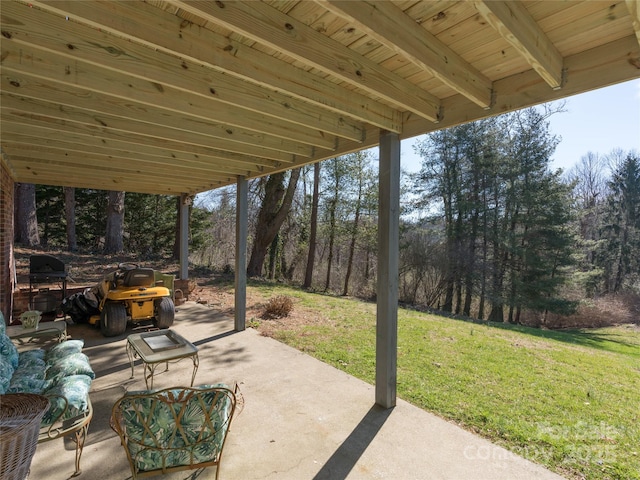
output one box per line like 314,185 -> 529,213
121,268 -> 155,288
153,272 -> 175,298
111,385 -> 236,479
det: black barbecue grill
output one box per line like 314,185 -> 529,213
29,255 -> 68,312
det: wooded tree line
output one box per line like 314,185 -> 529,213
15,187 -> 209,257
14,107 -> 639,326
197,107 -> 639,325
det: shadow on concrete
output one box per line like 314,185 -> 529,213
192,329 -> 240,346
313,404 -> 393,480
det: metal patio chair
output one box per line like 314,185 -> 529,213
110,384 -> 237,479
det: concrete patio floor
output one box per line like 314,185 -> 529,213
28,302 -> 565,480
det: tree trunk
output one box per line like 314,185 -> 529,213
442,242 -> 455,312
104,191 -> 125,254
268,233 -> 279,279
247,169 -> 301,277
64,187 -> 78,251
14,183 -> 40,246
303,163 -> 320,289
343,180 -> 362,296
324,198 -> 336,291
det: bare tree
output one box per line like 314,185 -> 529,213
343,152 -> 372,296
14,183 -> 40,246
64,187 -> 78,251
104,190 -> 125,254
247,169 -> 301,277
303,162 -> 320,289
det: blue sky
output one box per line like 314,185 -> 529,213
401,79 -> 640,173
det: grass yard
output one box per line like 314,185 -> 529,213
247,283 -> 640,480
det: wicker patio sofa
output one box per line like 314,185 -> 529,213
0,313 -> 94,477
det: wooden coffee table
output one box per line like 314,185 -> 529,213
126,329 -> 199,390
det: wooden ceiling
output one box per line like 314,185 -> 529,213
1,1 -> 639,195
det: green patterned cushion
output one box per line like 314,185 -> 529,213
7,370 -> 46,394
18,354 -> 46,371
44,353 -> 95,389
19,349 -> 46,364
8,358 -> 47,393
46,339 -> 84,364
0,356 -> 14,394
118,386 -> 233,473
0,334 -> 18,369
0,311 -> 5,335
7,351 -> 47,393
41,374 -> 92,427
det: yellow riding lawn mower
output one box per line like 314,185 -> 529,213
62,263 -> 175,337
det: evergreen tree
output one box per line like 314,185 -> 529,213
598,154 -> 640,293
413,107 -> 575,323
35,186 -> 64,247
124,193 -> 177,256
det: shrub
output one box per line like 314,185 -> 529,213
262,295 -> 294,319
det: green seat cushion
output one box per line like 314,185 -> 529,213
46,339 -> 84,364
7,360 -> 47,394
0,356 -> 14,394
7,372 -> 46,394
0,334 -> 18,369
44,352 -> 95,389
118,386 -> 233,473
41,374 -> 92,427
19,349 -> 46,364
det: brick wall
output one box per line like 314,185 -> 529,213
0,160 -> 15,324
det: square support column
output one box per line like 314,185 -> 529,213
376,130 -> 400,409
235,176 -> 248,331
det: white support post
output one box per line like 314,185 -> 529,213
376,130 -> 400,409
235,176 -> 248,331
179,194 -> 190,280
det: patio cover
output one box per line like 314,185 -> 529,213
1,1 -> 639,193
1,0 -> 640,407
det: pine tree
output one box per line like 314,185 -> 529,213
598,154 -> 640,292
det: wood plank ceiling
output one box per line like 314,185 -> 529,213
1,0 -> 639,195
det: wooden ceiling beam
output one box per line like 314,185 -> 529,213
0,45 -> 337,151
318,0 -> 493,109
6,149 -> 234,183
9,164 -> 219,194
2,141 -> 255,178
31,0 -> 402,132
308,35 -> 640,165
474,1 -> 564,90
1,1 -> 365,143
8,157 -> 228,192
8,160 -> 230,190
171,0 -> 442,122
0,126 -> 279,173
0,90 -> 311,160
0,113 -> 296,172
627,0 -> 640,48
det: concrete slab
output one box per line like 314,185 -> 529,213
28,302 -> 565,480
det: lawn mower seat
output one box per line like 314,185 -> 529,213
122,268 -> 155,288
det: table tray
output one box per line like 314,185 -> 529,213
142,330 -> 184,352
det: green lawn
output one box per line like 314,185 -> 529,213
245,282 -> 640,480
